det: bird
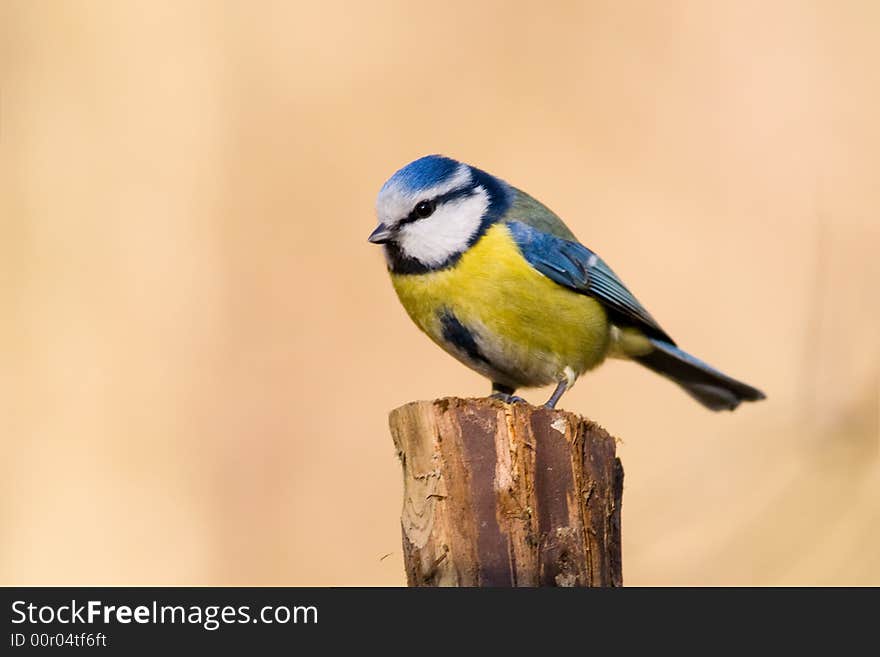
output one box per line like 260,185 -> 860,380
368,154 -> 765,411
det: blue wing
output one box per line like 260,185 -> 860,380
506,220 -> 674,344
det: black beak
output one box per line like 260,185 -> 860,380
367,224 -> 393,244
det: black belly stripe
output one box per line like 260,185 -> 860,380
439,311 -> 492,366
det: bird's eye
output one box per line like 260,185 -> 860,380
414,200 -> 435,218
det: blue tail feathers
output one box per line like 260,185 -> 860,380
634,339 -> 766,411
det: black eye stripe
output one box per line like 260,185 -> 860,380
398,185 -> 478,226
399,205 -> 428,226
434,185 -> 477,205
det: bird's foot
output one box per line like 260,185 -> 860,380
490,392 -> 528,405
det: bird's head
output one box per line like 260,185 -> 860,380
369,155 -> 511,273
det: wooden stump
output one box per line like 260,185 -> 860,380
389,397 -> 623,587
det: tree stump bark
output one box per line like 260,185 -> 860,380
389,397 -> 623,587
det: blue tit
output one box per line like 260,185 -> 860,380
368,154 -> 765,411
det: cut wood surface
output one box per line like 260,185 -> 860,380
389,397 -> 623,587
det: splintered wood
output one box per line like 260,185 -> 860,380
389,397 -> 623,587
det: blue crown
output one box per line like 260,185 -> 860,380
382,154 -> 462,193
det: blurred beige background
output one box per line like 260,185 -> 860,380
1,1 -> 878,586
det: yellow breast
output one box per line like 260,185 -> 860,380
389,223 -> 611,388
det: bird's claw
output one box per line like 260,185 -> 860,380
490,392 -> 528,405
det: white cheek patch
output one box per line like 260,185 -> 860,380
397,186 -> 490,267
376,164 -> 472,225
